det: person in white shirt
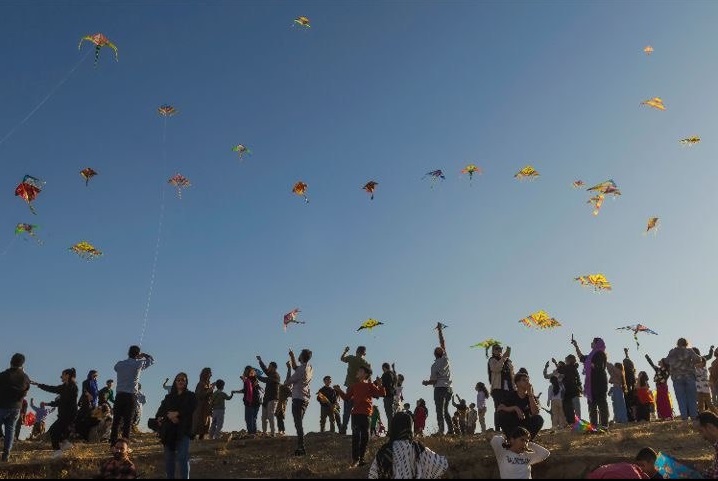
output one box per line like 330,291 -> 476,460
285,348 -> 313,456
421,323 -> 453,435
491,427 -> 550,479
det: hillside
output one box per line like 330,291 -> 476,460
0,420 -> 712,479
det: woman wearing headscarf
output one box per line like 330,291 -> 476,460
191,367 -> 213,440
156,372 -> 197,479
368,411 -> 448,479
30,368 -> 79,457
572,336 -> 609,429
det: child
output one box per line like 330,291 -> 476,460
403,403 -> 412,415
334,365 -> 386,467
371,404 -> 381,437
546,376 -> 567,429
635,371 -> 654,422
317,376 -> 339,433
97,438 -> 138,479
606,363 -> 628,424
475,382 -> 489,434
491,427 -> 550,479
467,403 -> 478,434
209,379 -> 237,440
414,398 -> 428,437
275,382 -> 292,436
28,398 -> 55,440
696,356 -> 717,414
451,395 -> 469,435
392,367 -> 404,414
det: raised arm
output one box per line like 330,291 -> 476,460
645,354 -> 659,371
704,345 -> 715,361
340,346 -> 351,363
623,347 -> 631,361
284,361 -> 292,385
437,322 -> 447,353
289,350 -> 298,370
571,337 -> 584,358
543,362 -> 552,380
527,382 -> 540,416
256,355 -> 269,374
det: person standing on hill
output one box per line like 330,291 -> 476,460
572,337 -> 609,430
666,338 -> 702,420
31,368 -> 78,457
380,363 -> 397,434
422,323 -> 454,436
0,353 -> 30,461
557,354 -> 582,425
339,346 -> 371,435
623,348 -> 638,422
111,346 -> 154,446
156,372 -> 196,480
286,349 -> 313,456
256,356 -> 281,437
192,368 -> 214,439
317,376 -> 339,433
488,344 -> 514,432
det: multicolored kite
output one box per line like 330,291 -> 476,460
587,179 -> 621,196
363,181 -> 378,200
572,180 -> 585,188
357,318 -> 384,332
294,16 -> 311,28
168,174 -> 191,199
519,310 -> 561,330
461,165 -> 482,183
641,97 -> 666,111
158,105 -> 178,117
679,136 -> 701,146
80,168 -> 98,186
15,175 -> 44,215
232,144 -> 252,160
587,194 -> 605,216
283,309 -> 306,331
646,217 -> 659,234
292,181 -> 309,203
573,415 -> 600,433
15,223 -> 41,244
617,324 -> 658,350
471,338 -> 502,358
643,45 -> 654,55
575,274 -> 612,292
69,241 -> 102,260
423,170 -> 446,187
78,33 -> 118,67
514,165 -> 539,180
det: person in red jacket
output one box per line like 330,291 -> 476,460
414,398 -> 428,437
334,366 -> 385,467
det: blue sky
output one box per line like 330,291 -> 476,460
1,1 -> 718,438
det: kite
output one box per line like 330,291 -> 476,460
15,175 -> 45,215
294,16 -> 311,28
617,324 -> 658,350
158,105 -> 178,117
587,179 -> 621,196
78,33 -> 118,67
168,174 -> 191,199
646,217 -> 659,234
423,170 -> 446,187
655,452 -> 704,479
283,309 -> 306,331
470,339 -> 502,358
572,180 -> 585,188
519,310 -> 561,330
292,181 -> 309,203
363,181 -> 378,200
587,194 -> 605,216
461,165 -> 482,183
575,274 -> 612,292
232,144 -> 252,160
15,223 -> 41,244
80,168 -> 98,186
643,45 -> 654,55
679,136 -> 701,146
357,318 -> 384,332
69,241 -> 102,260
572,415 -> 600,433
641,97 -> 666,111
514,165 -> 539,180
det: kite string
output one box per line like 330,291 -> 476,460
139,117 -> 167,347
0,50 -> 91,149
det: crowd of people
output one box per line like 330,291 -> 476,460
1,327 -> 718,478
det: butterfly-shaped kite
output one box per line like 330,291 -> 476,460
575,274 -> 612,292
641,97 -> 666,111
78,33 -> 118,67
70,241 -> 102,260
357,318 -> 384,332
514,165 -> 539,180
471,338 -> 503,358
519,310 -> 561,329
617,324 -> 658,350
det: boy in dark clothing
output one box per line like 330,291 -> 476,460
0,353 -> 30,461
317,376 -> 339,432
256,356 -> 281,436
557,354 -> 583,425
380,363 -> 397,435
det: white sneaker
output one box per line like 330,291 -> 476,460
51,450 -> 63,459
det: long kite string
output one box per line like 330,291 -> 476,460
0,50 -> 91,149
139,116 -> 167,347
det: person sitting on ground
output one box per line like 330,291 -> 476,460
587,447 -> 663,479
95,438 -> 138,479
496,373 -> 544,439
368,411 -> 448,479
491,426 -> 550,479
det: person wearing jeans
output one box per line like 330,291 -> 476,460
422,323 -> 454,435
339,346 -> 371,435
111,346 -> 154,446
0,353 -> 30,462
156,373 -> 196,480
666,338 -> 702,420
285,349 -> 313,455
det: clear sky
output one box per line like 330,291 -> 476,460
1,1 -> 718,438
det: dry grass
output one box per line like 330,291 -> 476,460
0,420 -> 713,479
